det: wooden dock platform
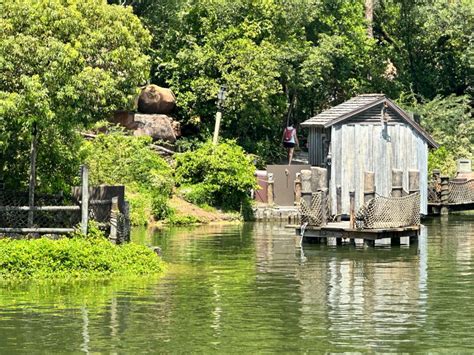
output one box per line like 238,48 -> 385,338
291,221 -> 420,247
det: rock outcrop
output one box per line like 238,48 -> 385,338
137,85 -> 176,114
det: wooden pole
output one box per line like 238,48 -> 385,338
320,187 -> 328,225
408,170 -> 420,194
392,169 -> 403,197
212,110 -> 222,145
349,190 -> 355,229
109,196 -> 119,244
300,169 -> 312,206
336,185 -> 342,222
311,167 -> 327,192
81,165 -> 89,235
28,122 -> 38,227
267,173 -> 274,206
440,175 -> 449,215
364,171 -> 375,203
294,173 -> 302,205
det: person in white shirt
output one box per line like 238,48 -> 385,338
282,123 -> 299,165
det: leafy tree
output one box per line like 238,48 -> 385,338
399,94 -> 473,176
0,0 -> 151,191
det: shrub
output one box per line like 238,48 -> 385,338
174,140 -> 257,211
0,237 -> 164,281
80,133 -> 174,225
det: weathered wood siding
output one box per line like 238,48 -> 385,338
308,127 -> 330,167
328,119 -> 428,215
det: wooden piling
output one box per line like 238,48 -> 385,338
320,187 -> 328,225
392,169 -> 403,197
80,165 -> 89,235
294,173 -> 302,205
109,196 -> 119,244
349,190 -> 355,229
440,175 -> 449,215
301,170 -> 312,206
267,173 -> 274,205
408,170 -> 420,194
364,171 -> 375,203
311,167 -> 327,192
336,185 -> 342,222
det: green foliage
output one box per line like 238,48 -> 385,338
165,214 -> 201,226
174,140 -> 257,211
0,0 -> 151,191
0,237 -> 164,281
399,94 -> 473,176
80,133 -> 174,225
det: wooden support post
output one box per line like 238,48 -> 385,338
267,173 -> 274,206
28,123 -> 38,228
336,185 -> 342,222
408,170 -> 420,194
80,165 -> 89,236
354,238 -> 365,247
320,187 -> 328,225
109,196 -> 119,244
440,175 -> 449,215
400,236 -> 410,246
311,167 -> 328,192
212,111 -> 222,145
349,190 -> 355,229
327,236 -> 337,246
392,169 -> 403,197
301,170 -> 312,206
364,171 -> 375,203
294,173 -> 302,205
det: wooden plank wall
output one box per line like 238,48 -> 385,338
308,127 -> 326,167
329,120 -> 428,215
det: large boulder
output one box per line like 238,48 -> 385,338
137,85 -> 176,114
133,114 -> 178,143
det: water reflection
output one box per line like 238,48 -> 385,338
0,217 -> 473,352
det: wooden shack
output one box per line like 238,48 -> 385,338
301,94 -> 438,215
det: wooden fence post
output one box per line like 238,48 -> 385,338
408,170 -> 420,194
28,122 -> 38,227
336,185 -> 342,222
364,171 -> 375,203
109,196 -> 119,244
440,175 -> 449,215
349,190 -> 355,229
81,165 -> 89,235
392,169 -> 403,197
294,173 -> 302,205
267,173 -> 274,205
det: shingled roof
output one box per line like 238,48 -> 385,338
301,93 -> 438,148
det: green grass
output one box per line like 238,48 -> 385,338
0,237 -> 165,281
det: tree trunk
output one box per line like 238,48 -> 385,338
365,0 -> 374,38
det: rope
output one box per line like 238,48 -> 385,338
448,179 -> 474,204
299,192 -> 324,226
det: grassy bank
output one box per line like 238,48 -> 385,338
0,237 -> 164,281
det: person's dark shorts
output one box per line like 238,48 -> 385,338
283,142 -> 295,148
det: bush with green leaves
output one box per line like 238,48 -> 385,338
80,133 -> 174,225
0,237 -> 164,281
174,140 -> 257,211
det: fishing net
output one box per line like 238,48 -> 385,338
356,193 -> 420,229
299,192 -> 331,226
448,179 -> 474,204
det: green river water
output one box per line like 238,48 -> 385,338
0,215 -> 473,353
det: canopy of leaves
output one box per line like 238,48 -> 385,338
114,0 -> 471,167
0,0 -> 151,191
